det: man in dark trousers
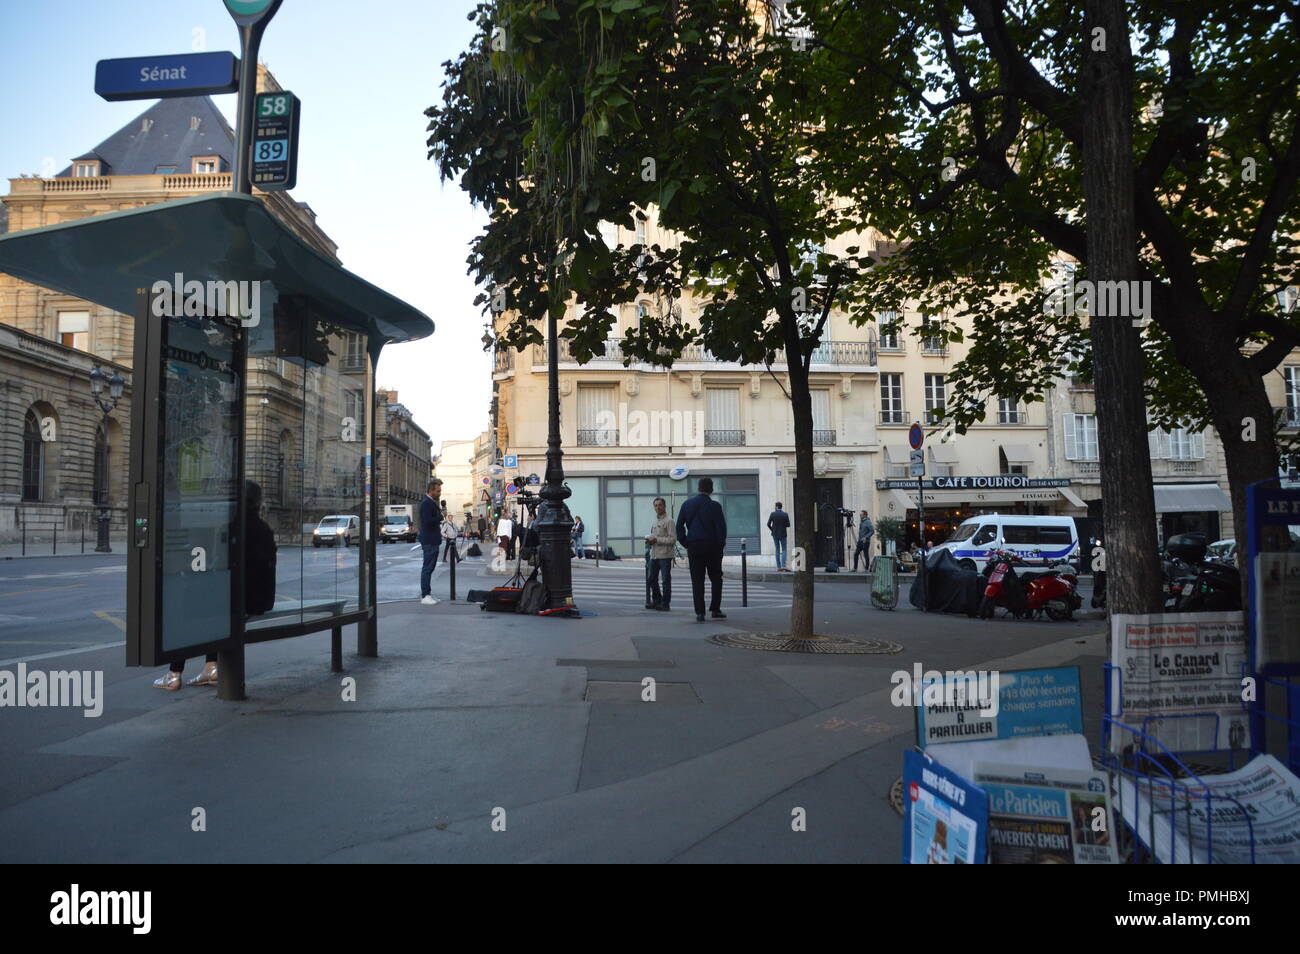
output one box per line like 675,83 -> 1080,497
419,478 -> 444,605
852,509 -> 875,571
676,477 -> 728,622
767,502 -> 791,571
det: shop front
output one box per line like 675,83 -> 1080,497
876,476 -> 1087,548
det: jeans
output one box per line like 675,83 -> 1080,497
573,533 -> 584,557
687,543 -> 724,616
772,535 -> 787,569
648,557 -> 673,607
853,537 -> 873,571
420,542 -> 439,596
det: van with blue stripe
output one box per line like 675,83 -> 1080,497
931,514 -> 1080,573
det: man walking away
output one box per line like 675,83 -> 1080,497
645,497 -> 676,611
767,502 -> 791,571
676,477 -> 728,621
853,510 -> 875,571
419,479 -> 444,605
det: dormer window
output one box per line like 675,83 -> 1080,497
154,165 -> 177,175
192,156 -> 219,174
73,161 -> 100,177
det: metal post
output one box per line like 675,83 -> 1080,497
81,524 -> 85,554
53,526 -> 57,555
741,538 -> 748,607
20,520 -> 25,556
917,477 -> 927,608
331,625 -> 342,673
595,533 -> 601,568
231,10 -> 278,195
217,645 -> 245,701
449,543 -> 457,601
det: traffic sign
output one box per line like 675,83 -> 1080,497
223,0 -> 283,24
481,477 -> 490,485
251,91 -> 300,191
909,449 -> 925,477
95,52 -> 239,102
908,422 -> 924,450
526,473 -> 540,486
505,483 -> 518,496
503,454 -> 518,468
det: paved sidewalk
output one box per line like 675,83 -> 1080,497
0,594 -> 1107,863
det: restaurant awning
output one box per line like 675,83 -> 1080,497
1153,483 -> 1232,513
1002,444 -> 1035,464
881,486 -> 1085,510
885,444 -> 911,464
0,192 -> 433,346
930,443 -> 961,464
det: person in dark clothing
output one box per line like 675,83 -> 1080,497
852,510 -> 875,571
154,480 -> 277,690
675,477 -> 728,621
419,479 -> 444,605
767,502 -> 791,571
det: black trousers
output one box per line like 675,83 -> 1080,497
687,543 -> 724,616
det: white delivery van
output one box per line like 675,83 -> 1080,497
932,514 -> 1080,572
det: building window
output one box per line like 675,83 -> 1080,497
921,327 -> 946,354
343,332 -> 366,371
634,215 -> 647,248
880,373 -> 904,424
23,410 -> 44,501
344,389 -> 365,438
811,389 -> 835,445
58,311 -> 90,350
1063,413 -> 1099,461
997,397 -> 1022,424
193,157 -> 218,174
578,385 -> 618,446
154,164 -> 177,174
706,387 -> 744,445
73,161 -> 100,177
924,374 -> 946,424
1167,426 -> 1205,461
1285,366 -> 1300,427
877,311 -> 900,350
634,301 -> 649,330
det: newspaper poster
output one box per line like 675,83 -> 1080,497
1108,612 -> 1250,755
1114,754 -> 1300,864
1254,552 -> 1300,668
974,763 -> 1118,865
914,666 -> 1083,749
902,749 -> 988,864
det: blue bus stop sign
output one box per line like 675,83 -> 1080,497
909,422 -> 924,449
95,52 -> 239,102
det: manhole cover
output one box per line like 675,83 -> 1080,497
889,777 -> 904,816
584,680 -> 700,704
707,632 -> 904,654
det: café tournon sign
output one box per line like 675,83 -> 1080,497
876,476 -> 1073,490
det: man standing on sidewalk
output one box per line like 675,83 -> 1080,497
645,497 -> 676,611
419,479 -> 444,605
767,502 -> 790,571
852,509 -> 875,571
676,477 -> 728,622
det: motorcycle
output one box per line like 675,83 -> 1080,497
979,548 -> 1082,621
1165,533 -> 1242,612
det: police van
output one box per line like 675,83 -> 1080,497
932,514 -> 1081,572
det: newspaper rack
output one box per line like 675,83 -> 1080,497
1102,662 -> 1269,863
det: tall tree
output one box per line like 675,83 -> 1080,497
802,0 -> 1298,610
429,0 -> 877,639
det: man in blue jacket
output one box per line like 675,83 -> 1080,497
676,477 -> 728,621
419,478 -> 444,605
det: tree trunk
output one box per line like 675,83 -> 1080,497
783,313 -> 816,639
1081,0 -> 1166,615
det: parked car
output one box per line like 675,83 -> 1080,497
931,514 -> 1080,573
313,514 -> 359,548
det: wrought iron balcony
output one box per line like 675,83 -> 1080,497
704,429 -> 746,446
1277,406 -> 1300,429
812,429 -> 837,446
878,409 -> 907,425
577,429 -> 619,447
493,349 -> 513,373
535,337 -> 877,368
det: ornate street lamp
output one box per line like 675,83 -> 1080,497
532,295 -> 580,616
89,365 -> 125,552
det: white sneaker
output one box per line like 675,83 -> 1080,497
421,596 -> 439,605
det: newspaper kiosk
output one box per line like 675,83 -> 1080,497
0,192 -> 434,699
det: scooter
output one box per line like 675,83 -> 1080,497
1165,533 -> 1242,611
980,549 -> 1081,621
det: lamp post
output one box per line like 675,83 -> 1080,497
532,294 -> 579,616
89,365 -> 125,552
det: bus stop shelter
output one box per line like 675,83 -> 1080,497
0,192 -> 434,698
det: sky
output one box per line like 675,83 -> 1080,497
0,0 -> 491,455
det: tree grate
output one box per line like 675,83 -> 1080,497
707,632 -> 904,655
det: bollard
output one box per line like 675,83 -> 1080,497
53,526 -> 57,555
595,533 -> 600,569
449,543 -> 457,601
741,538 -> 748,607
20,522 -> 25,556
81,525 -> 86,554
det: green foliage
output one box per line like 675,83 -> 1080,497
874,516 -> 905,544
